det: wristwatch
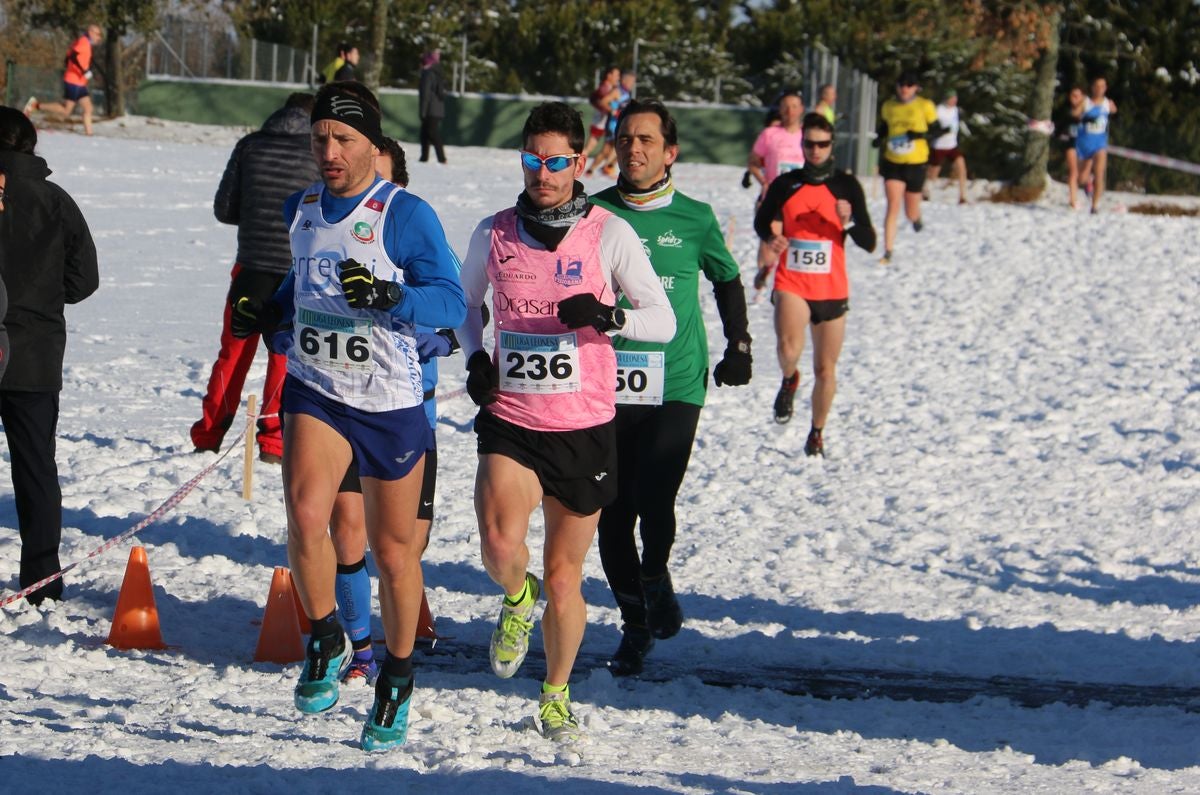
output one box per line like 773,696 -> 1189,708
731,338 -> 751,355
385,281 -> 403,306
610,307 -> 627,331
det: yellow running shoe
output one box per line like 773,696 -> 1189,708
489,573 -> 540,678
538,688 -> 582,743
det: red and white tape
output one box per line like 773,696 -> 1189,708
1108,145 -> 1200,177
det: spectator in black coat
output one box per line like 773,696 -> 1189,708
191,92 -> 320,462
418,50 -> 448,164
0,106 -> 99,605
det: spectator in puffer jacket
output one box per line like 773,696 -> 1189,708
191,92 -> 320,463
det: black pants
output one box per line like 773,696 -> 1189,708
597,401 -> 702,627
0,390 -> 63,601
419,116 -> 446,163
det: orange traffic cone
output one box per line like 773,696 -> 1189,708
416,589 -> 437,639
106,546 -> 167,650
254,567 -> 306,664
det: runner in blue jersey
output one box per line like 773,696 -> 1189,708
1076,76 -> 1117,215
231,82 -> 464,752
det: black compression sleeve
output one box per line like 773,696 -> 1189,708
711,277 -> 750,344
829,174 -> 877,253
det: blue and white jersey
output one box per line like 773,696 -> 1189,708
283,178 -> 465,412
1076,98 -> 1112,157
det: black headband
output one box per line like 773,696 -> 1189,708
311,89 -> 385,148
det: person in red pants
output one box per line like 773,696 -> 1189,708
192,92 -> 320,462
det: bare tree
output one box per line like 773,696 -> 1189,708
363,0 -> 389,91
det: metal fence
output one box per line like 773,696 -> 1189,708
147,16 -> 316,85
802,46 -> 878,177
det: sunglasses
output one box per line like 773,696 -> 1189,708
803,139 -> 833,150
519,151 -> 580,173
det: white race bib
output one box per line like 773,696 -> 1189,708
294,307 -> 375,373
615,350 -> 665,406
786,238 -> 833,274
498,331 -> 581,394
887,135 -> 914,155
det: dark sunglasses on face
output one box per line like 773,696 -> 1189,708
803,139 -> 833,150
519,151 -> 579,173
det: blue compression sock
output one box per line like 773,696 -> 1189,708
335,557 -> 373,648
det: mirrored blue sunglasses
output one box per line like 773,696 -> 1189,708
519,151 -> 579,173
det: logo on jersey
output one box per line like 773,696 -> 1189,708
494,290 -> 558,316
496,269 -> 537,283
657,230 -> 683,249
553,256 -> 583,287
638,237 -> 651,258
300,220 -> 314,232
593,471 -> 608,482
394,450 -> 416,464
302,194 -> 320,204
351,221 -> 375,244
499,255 -> 516,263
366,198 -> 384,212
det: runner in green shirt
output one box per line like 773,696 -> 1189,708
592,99 -> 753,676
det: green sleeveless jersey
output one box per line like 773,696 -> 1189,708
591,186 -> 740,406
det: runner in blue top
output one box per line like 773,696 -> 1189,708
231,81 -> 464,752
1076,76 -> 1117,214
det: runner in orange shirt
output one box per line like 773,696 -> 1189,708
25,25 -> 103,136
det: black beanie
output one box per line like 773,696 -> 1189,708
311,83 -> 385,148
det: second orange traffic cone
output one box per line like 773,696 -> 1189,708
106,546 -> 167,650
254,567 -> 305,663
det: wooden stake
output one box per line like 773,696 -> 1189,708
242,394 -> 257,500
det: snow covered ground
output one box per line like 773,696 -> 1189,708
2,114 -> 1199,793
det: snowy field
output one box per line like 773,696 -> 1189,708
1,114 -> 1199,793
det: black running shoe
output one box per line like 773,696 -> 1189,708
608,624 -> 655,677
773,373 -> 799,425
912,218 -> 924,232
642,572 -> 683,639
804,427 -> 824,458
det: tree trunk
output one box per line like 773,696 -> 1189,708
363,0 -> 390,91
1014,6 -> 1061,193
103,26 -> 127,118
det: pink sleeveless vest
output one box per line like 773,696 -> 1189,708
484,206 -> 618,432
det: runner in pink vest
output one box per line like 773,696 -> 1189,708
457,101 -> 674,743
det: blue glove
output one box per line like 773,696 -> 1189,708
415,329 -> 459,362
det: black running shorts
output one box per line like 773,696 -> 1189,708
474,409 -> 617,516
880,159 -> 927,193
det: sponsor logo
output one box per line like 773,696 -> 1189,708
300,220 -> 314,232
554,256 -> 584,287
498,255 -> 516,264
657,230 -> 684,248
593,471 -> 608,482
330,96 -> 365,119
639,237 -> 651,258
302,194 -> 319,204
351,221 -> 375,244
421,500 -> 433,508
395,450 -> 415,464
494,290 -> 558,316
660,275 -> 675,291
496,269 -> 537,283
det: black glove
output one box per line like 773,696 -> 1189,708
465,350 -> 499,406
741,170 -> 752,189
906,129 -> 925,140
556,293 -> 623,333
338,258 -> 400,310
712,338 -> 752,387
231,297 -> 283,339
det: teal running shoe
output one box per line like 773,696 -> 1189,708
361,675 -> 413,752
293,634 -> 351,714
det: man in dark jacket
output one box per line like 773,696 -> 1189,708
418,50 -> 447,164
0,106 -> 99,605
191,92 -> 320,462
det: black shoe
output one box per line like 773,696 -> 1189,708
804,427 -> 824,457
912,218 -> 924,232
773,373 -> 799,425
642,572 -> 683,639
608,624 -> 655,677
